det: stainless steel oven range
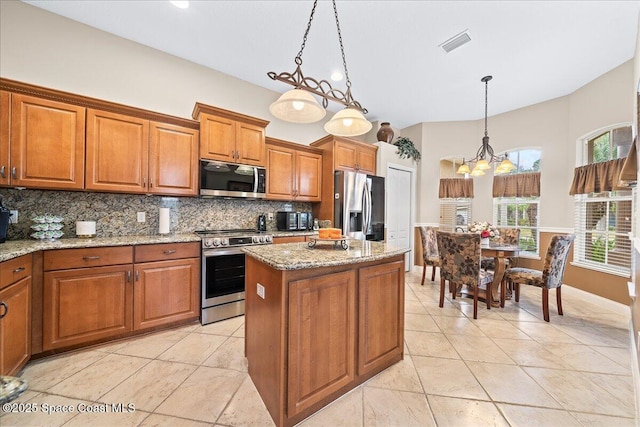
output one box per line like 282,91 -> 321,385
196,229 -> 273,325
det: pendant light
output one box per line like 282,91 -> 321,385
267,0 -> 371,137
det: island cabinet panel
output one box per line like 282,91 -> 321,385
0,276 -> 31,376
10,94 -> 85,189
86,109 -> 149,193
357,260 -> 404,377
287,270 -> 356,418
133,257 -> 199,331
43,264 -> 133,351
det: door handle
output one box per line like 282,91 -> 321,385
11,167 -> 16,179
0,301 -> 7,319
143,178 -> 147,188
12,266 -> 25,273
149,179 -> 153,188
82,255 -> 100,261
126,270 -> 132,282
0,165 -> 5,178
163,249 -> 176,255
135,270 -> 139,281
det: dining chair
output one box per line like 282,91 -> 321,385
436,231 -> 495,319
504,234 -> 575,322
482,227 -> 520,271
419,226 -> 440,285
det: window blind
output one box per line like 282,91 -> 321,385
573,192 -> 632,276
493,197 -> 540,255
439,199 -> 472,232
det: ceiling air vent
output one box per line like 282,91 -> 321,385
439,30 -> 471,53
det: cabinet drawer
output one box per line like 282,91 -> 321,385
44,246 -> 133,271
0,254 -> 32,290
134,242 -> 200,263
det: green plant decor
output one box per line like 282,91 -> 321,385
393,137 -> 421,162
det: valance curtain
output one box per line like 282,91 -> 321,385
492,172 -> 540,198
438,178 -> 474,198
619,136 -> 637,186
569,158 -> 627,195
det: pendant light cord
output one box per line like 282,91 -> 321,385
332,0 -> 351,88
484,78 -> 489,137
295,0 -> 319,65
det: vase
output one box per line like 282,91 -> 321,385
481,237 -> 490,247
377,122 -> 394,143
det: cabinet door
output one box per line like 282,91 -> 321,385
11,94 -> 85,189
266,144 -> 295,200
200,113 -> 236,162
0,91 -> 9,187
295,150 -> 322,201
236,122 -> 265,166
357,146 -> 377,175
86,109 -> 149,193
149,122 -> 199,196
133,258 -> 199,330
334,140 -> 358,170
287,270 -> 356,418
43,264 -> 133,351
0,277 -> 31,376
357,260 -> 404,377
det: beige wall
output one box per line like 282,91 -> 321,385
0,0 -> 328,145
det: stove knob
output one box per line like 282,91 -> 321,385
260,236 -> 266,243
265,235 -> 272,243
221,238 -> 229,246
252,236 -> 260,244
213,238 -> 221,247
204,238 -> 213,248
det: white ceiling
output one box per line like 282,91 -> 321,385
23,0 -> 640,129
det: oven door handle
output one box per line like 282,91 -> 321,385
203,248 -> 245,257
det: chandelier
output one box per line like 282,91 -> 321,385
267,0 -> 372,137
456,76 -> 515,176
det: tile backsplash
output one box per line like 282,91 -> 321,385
0,189 -> 313,241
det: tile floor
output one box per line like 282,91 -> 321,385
1,268 -> 636,426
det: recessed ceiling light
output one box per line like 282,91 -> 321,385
170,1 -> 189,9
439,30 -> 471,53
330,71 -> 343,82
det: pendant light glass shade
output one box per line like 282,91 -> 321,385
475,159 -> 491,170
498,158 -> 516,172
269,89 -> 326,123
456,163 -> 471,175
323,107 -> 372,137
470,167 -> 485,176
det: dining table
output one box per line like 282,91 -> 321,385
481,244 -> 520,307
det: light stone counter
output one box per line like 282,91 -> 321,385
242,240 -> 408,271
0,234 -> 201,262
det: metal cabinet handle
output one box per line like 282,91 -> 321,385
135,270 -> 139,281
0,166 -> 5,178
82,255 -> 100,261
149,179 -> 153,188
143,178 -> 147,188
0,302 -> 7,319
163,249 -> 176,255
11,167 -> 16,179
126,271 -> 132,282
12,266 -> 25,274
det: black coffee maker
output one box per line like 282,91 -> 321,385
0,199 -> 11,243
257,214 -> 267,232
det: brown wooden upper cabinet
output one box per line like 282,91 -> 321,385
2,93 -> 85,189
193,103 -> 269,167
311,135 -> 377,175
266,137 -> 322,202
86,109 -> 199,196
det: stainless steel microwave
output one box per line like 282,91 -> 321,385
199,160 -> 266,199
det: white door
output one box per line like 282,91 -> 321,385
386,167 -> 412,271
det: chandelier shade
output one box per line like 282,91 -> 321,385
457,75 -> 516,177
267,0 -> 371,137
269,89 -> 326,123
323,108 -> 372,137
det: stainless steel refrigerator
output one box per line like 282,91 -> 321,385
334,170 -> 385,241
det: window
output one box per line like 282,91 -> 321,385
440,198 -> 472,232
573,126 -> 633,276
493,149 -> 541,256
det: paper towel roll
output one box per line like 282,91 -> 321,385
159,208 -> 170,234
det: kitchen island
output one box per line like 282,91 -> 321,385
242,240 -> 408,427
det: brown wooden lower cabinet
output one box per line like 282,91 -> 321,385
273,236 -> 308,244
245,255 -> 404,427
0,276 -> 32,375
42,242 -> 200,352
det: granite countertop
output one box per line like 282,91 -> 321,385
242,240 -> 408,271
0,233 -> 201,263
271,230 -> 318,238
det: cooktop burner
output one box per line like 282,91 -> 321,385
195,229 -> 272,248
